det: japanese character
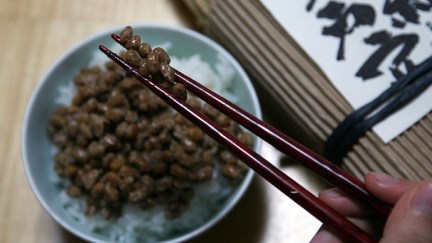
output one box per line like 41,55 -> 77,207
356,30 -> 418,80
317,1 -> 376,60
383,0 -> 432,28
306,0 -> 317,12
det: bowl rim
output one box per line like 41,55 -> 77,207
21,23 -> 262,243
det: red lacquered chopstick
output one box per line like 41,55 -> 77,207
99,44 -> 377,243
111,34 -> 391,218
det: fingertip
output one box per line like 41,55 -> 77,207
365,171 -> 414,205
380,180 -> 432,243
319,188 -> 345,200
319,188 -> 371,217
318,188 -> 348,209
365,171 -> 399,187
411,180 -> 432,216
310,228 -> 344,243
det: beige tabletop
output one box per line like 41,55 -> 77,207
0,0 -> 326,242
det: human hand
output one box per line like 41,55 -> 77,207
310,172 -> 432,243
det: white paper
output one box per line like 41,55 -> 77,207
261,0 -> 432,142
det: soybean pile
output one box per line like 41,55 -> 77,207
47,26 -> 253,220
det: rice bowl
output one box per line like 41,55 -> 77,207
22,24 -> 262,243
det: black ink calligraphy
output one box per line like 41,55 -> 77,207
308,0 -> 432,81
383,0 -> 432,28
316,1 -> 376,60
356,30 -> 418,80
306,0 -> 317,12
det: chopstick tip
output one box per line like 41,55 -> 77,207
111,34 -> 121,43
99,45 -> 108,53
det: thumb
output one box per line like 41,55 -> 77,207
380,180 -> 432,243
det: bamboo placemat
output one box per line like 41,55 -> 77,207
182,0 -> 432,181
1,1 -> 323,242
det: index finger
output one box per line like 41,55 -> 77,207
365,172 -> 417,205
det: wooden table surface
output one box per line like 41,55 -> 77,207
0,0 -> 325,242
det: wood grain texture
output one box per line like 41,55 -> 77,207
0,0 -> 322,242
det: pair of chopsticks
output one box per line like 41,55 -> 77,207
100,34 -> 391,243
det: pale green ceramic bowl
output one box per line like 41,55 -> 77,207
22,24 -> 262,243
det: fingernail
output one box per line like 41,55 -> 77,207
412,182 -> 432,216
370,171 -> 399,186
321,188 -> 344,200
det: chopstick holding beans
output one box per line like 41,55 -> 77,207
97,26 -> 389,242
119,28 -> 186,101
113,27 -> 392,219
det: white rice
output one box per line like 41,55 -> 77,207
53,43 -> 240,242
170,54 -> 237,102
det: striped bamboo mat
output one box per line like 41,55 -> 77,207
182,0 -> 432,181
